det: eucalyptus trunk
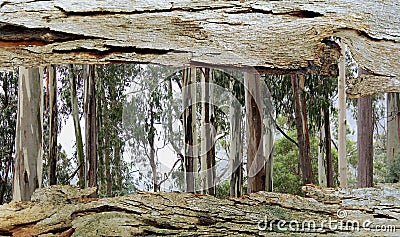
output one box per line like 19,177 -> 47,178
244,72 -> 265,193
229,79 -> 243,197
386,92 -> 400,182
338,42 -> 348,188
182,67 -> 195,193
68,65 -> 85,188
48,65 -> 58,185
84,65 -> 98,194
357,96 -> 374,188
292,74 -> 313,185
13,67 -> 43,201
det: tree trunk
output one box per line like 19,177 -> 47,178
292,74 -> 313,185
264,87 -> 274,192
182,67 -> 195,193
324,107 -> 334,187
68,65 -> 85,189
48,65 -> 58,185
386,92 -> 400,182
84,65 -> 98,194
318,121 -> 327,187
357,96 -> 374,188
12,67 -> 43,201
338,42 -> 348,188
229,79 -> 243,197
244,72 -> 265,193
148,101 -> 158,192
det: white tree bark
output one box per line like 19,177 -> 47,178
338,41 -> 348,188
387,92 -> 400,178
12,67 -> 43,201
229,79 -> 243,197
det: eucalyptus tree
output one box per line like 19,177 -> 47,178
387,92 -> 400,182
48,65 -> 58,185
13,67 -> 44,201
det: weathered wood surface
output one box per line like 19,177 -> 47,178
0,184 -> 400,236
0,0 -> 399,96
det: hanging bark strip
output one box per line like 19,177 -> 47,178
48,65 -> 58,185
357,96 -> 374,188
244,72 -> 265,193
84,65 -> 98,194
12,67 -> 43,201
292,74 -> 313,185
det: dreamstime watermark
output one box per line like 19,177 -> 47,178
257,210 -> 396,233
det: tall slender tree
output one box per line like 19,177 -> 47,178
229,77 -> 243,197
292,74 -> 313,185
357,96 -> 374,188
245,72 -> 265,193
386,92 -> 400,182
13,67 -> 43,201
338,42 -> 348,188
84,65 -> 98,193
48,65 -> 58,185
68,65 -> 85,188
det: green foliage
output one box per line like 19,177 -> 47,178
215,180 -> 230,199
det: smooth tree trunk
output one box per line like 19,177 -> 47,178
229,79 -> 243,197
324,107 -> 334,187
292,74 -> 314,185
84,65 -> 98,193
318,119 -> 327,187
387,92 -> 400,182
148,101 -> 158,192
191,68 -> 198,193
13,67 -> 44,201
48,65 -> 58,185
182,67 -> 195,193
357,96 -> 374,188
244,72 -> 265,193
263,82 -> 274,192
68,65 -> 85,188
338,42 -> 348,188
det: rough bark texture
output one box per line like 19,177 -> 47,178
48,65 -> 57,186
244,72 -> 265,193
0,0 -> 398,97
292,74 -> 313,185
357,96 -> 374,188
12,67 -> 43,202
1,184 -> 400,236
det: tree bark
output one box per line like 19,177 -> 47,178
386,92 -> 400,182
337,42 -> 348,188
48,65 -> 57,185
84,65 -> 98,194
292,74 -> 314,185
68,65 -> 85,189
324,107 -> 334,187
357,96 -> 374,188
244,72 -> 265,193
318,121 -> 327,187
182,67 -> 195,193
12,67 -> 43,201
229,79 -> 243,197
2,184 -> 400,236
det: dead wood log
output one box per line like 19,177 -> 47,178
0,184 -> 399,236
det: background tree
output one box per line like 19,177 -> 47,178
48,65 -> 58,185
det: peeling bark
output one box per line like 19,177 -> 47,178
1,184 -> 400,236
0,0 -> 398,96
12,67 -> 43,201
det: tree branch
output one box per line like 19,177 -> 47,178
276,124 -> 299,148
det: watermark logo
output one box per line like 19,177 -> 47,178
257,209 -> 396,233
